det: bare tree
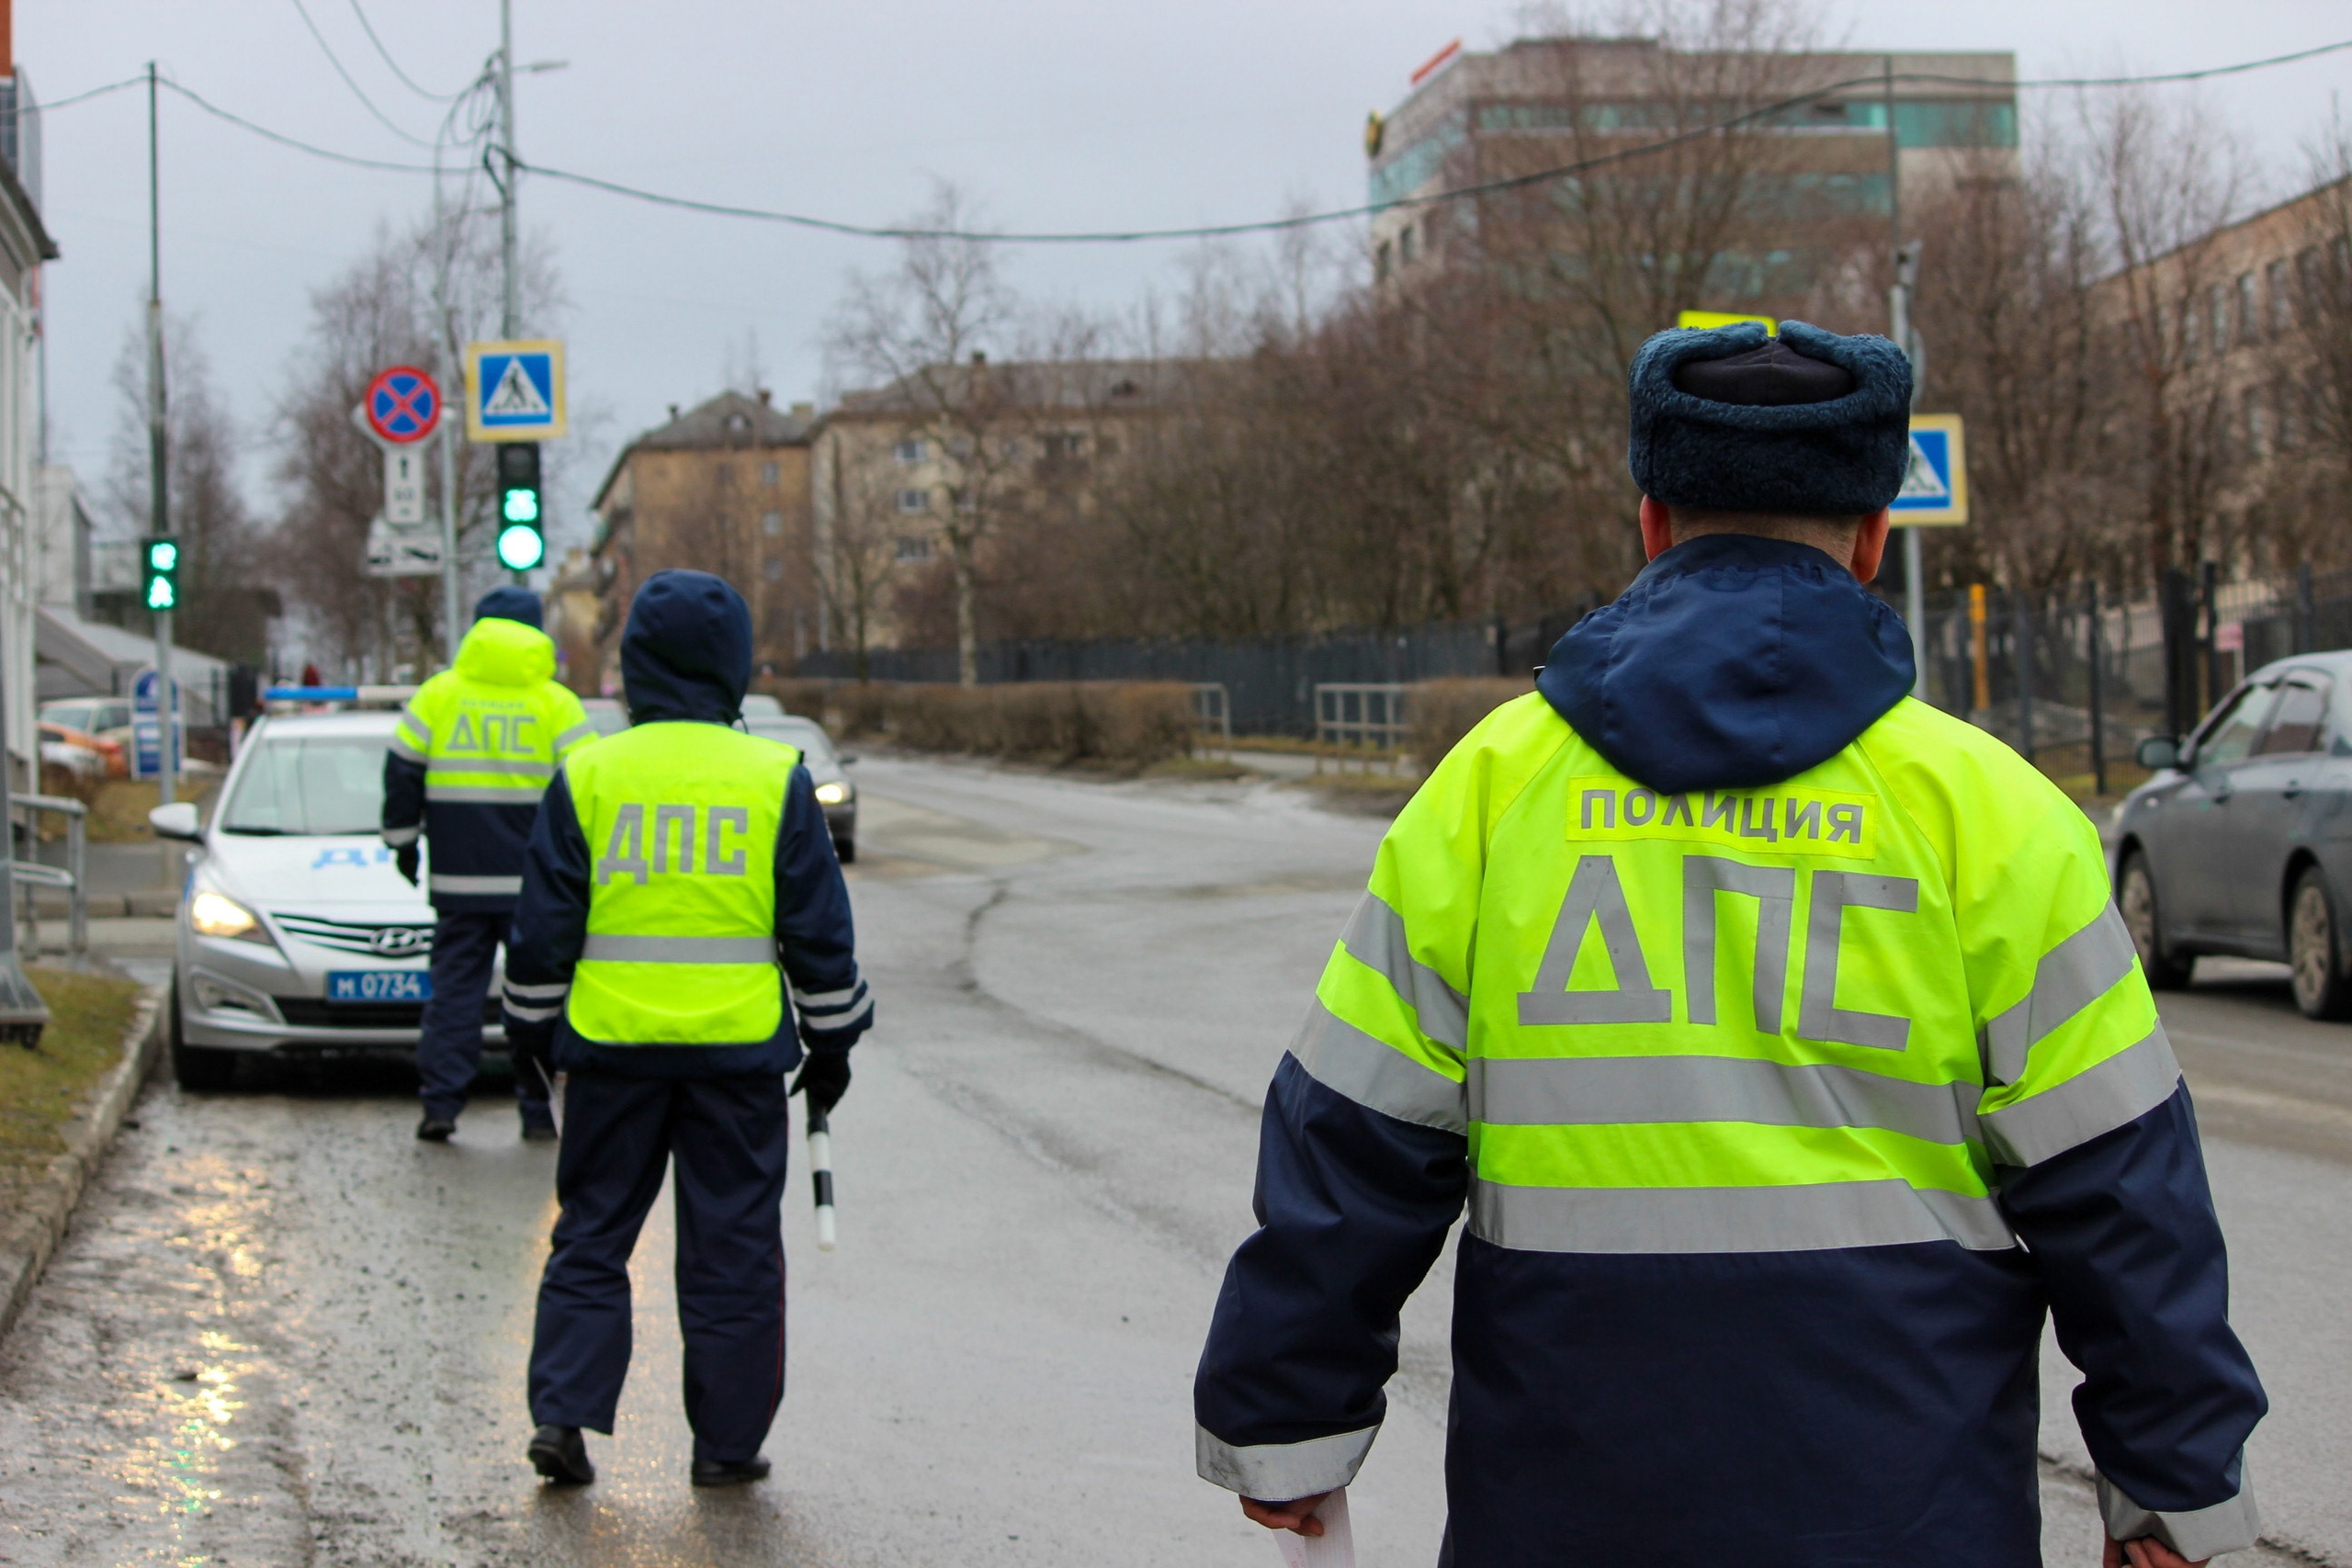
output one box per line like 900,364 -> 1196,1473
271,209 -> 564,676
100,315 -> 275,663
824,183 -> 1023,684
2076,85 -> 2250,581
1907,141 -> 2126,593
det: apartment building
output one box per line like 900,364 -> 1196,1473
586,389 -> 817,693
1366,36 -> 2016,320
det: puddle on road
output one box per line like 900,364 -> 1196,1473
846,795 -> 1078,878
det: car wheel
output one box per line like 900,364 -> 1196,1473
168,980 -> 238,1091
833,835 -> 856,865
2288,867 -> 2352,1021
2119,852 -> 2192,990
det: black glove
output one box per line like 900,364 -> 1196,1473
791,1051 -> 852,1115
394,843 -> 420,886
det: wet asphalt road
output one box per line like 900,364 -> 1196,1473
0,756 -> 2344,1566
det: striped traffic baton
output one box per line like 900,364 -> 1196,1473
807,1102 -> 837,1250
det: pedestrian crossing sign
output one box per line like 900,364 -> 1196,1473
1890,412 -> 1967,525
464,338 -> 567,442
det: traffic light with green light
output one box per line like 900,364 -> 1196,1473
494,442 -> 546,571
143,536 -> 179,613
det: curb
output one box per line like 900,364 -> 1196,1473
0,983 -> 165,1347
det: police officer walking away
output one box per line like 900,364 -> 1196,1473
501,570 -> 869,1488
1195,321 -> 2266,1565
384,586 -> 593,1143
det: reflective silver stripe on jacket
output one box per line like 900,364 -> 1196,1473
553,722 -> 596,750
1194,1422 -> 1378,1501
2098,1461 -> 2261,1562
1289,1010 -> 1467,1134
581,933 -> 778,964
425,784 -> 547,804
1976,1022 -> 2180,1168
379,824 -> 421,847
429,873 -> 523,896
1983,905 -> 2139,1085
793,980 -> 873,1030
1469,1054 -> 1980,1146
1337,891 -> 1468,1050
390,734 -> 427,764
503,977 -> 569,1022
426,757 -> 556,778
1468,1177 -> 2016,1254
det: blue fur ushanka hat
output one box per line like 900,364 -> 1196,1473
1626,320 -> 1913,517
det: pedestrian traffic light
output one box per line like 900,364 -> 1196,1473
143,536 -> 179,613
494,442 -> 545,571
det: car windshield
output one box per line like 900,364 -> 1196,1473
220,736 -> 390,835
41,704 -> 95,732
746,718 -> 837,765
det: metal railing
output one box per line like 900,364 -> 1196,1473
1314,683 -> 1410,773
11,792 -> 86,959
1190,682 -> 1232,749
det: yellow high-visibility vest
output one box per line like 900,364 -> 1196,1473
562,721 -> 800,1045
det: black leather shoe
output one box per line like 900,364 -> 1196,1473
519,1118 -> 558,1143
416,1115 -> 458,1142
528,1424 -> 594,1485
690,1454 -> 771,1487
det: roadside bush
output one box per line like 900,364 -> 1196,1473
758,678 -> 834,718
1409,678 -> 1534,770
807,680 -> 1195,767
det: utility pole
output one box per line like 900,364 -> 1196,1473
433,143 -> 462,657
1884,57 -> 1928,697
147,62 -> 175,823
498,0 -> 519,339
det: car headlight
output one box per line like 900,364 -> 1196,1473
814,782 -> 852,806
189,888 -> 268,943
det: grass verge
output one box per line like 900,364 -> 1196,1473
0,967 -> 146,1203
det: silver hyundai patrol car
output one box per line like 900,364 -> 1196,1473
155,708 -> 504,1089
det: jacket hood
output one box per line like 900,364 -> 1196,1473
1536,533 -> 1916,794
453,614 -> 557,688
620,570 -> 751,724
473,585 -> 543,629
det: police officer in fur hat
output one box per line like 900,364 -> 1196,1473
1193,321 -> 2266,1566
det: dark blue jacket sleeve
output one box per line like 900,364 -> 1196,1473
500,770 -> 591,1052
1997,1083 -> 2267,1515
1194,1056 -> 1466,1495
381,752 -> 425,843
775,763 -> 870,1052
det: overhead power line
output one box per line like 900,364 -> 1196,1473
286,0 -> 439,147
161,78 -> 445,173
36,37 -> 2352,244
345,0 -> 469,102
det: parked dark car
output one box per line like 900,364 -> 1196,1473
2112,649 -> 2352,1020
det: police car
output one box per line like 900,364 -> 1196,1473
151,706 -> 503,1089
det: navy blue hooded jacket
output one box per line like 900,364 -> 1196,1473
500,570 -> 870,1077
1195,536 -> 2264,1565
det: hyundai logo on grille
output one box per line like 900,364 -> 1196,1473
369,927 -> 431,957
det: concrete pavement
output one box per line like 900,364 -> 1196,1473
0,756 -> 2338,1564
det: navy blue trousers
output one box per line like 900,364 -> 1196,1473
527,1071 -> 792,1462
416,910 -> 548,1122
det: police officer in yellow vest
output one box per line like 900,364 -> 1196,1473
500,570 -> 870,1488
1195,323 -> 2266,1566
383,586 -> 593,1143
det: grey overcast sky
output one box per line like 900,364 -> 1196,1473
24,1 -> 2352,544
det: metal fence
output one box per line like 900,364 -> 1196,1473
796,564 -> 2352,773
1906,563 -> 2352,793
798,620 -> 1516,737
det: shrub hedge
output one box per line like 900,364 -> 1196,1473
749,678 -> 1197,767
1408,678 -> 1535,770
